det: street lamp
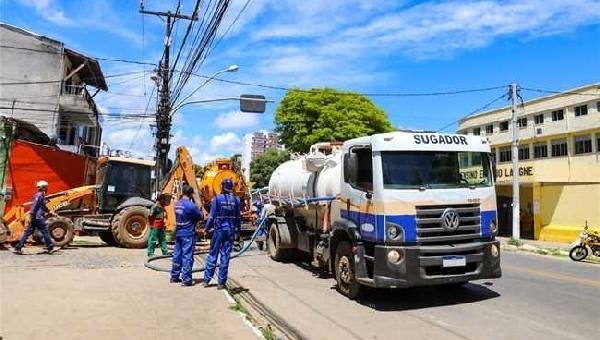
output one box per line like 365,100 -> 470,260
174,95 -> 272,114
173,64 -> 239,113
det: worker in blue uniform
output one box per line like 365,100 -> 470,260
203,178 -> 241,289
170,184 -> 202,286
11,180 -> 56,254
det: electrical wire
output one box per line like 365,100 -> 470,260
0,71 -> 148,86
206,0 -> 252,57
435,92 -> 509,132
520,86 -> 600,97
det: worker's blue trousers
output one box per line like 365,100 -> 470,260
204,228 -> 234,285
16,219 -> 53,250
171,235 -> 195,285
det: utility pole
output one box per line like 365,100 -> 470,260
139,1 -> 197,194
509,82 -> 520,239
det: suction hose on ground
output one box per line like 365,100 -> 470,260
144,217 -> 267,273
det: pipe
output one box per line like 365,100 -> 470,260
144,216 -> 267,273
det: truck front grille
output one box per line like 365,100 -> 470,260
415,204 -> 481,245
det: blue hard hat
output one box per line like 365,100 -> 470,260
222,178 -> 234,192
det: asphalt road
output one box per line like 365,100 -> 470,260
230,249 -> 600,340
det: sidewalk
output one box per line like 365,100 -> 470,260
497,236 -> 571,253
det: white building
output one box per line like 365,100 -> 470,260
241,130 -> 283,180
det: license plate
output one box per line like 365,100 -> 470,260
442,255 -> 466,268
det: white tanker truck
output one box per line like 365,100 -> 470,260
264,131 -> 501,298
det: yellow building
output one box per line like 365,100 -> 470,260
458,83 -> 600,242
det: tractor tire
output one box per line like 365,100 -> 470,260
98,230 -> 118,246
46,216 -> 75,248
111,206 -> 149,248
335,241 -> 365,299
267,221 -> 290,262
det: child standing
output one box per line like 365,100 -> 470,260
147,193 -> 170,257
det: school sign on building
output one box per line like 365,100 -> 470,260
458,83 -> 600,242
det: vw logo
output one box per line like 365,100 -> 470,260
440,208 -> 460,231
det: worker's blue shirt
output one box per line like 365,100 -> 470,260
29,192 -> 49,221
204,193 -> 241,232
174,197 -> 203,237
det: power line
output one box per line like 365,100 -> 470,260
436,92 -> 509,132
0,44 -> 156,66
129,85 -> 157,150
520,86 -> 600,97
0,106 -> 155,119
207,0 -> 252,56
0,71 -> 147,86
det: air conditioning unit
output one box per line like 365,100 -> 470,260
536,127 -> 543,135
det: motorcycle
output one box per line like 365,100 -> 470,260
569,224 -> 600,261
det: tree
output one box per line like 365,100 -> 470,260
250,149 -> 290,188
274,88 -> 394,153
231,153 -> 242,170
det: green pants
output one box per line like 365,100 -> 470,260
147,228 -> 168,256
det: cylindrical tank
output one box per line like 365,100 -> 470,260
198,158 -> 249,212
269,149 -> 341,199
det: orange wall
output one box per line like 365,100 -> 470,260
5,140 -> 94,209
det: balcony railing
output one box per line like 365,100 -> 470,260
61,84 -> 99,116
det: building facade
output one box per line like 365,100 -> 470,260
458,83 -> 600,242
241,130 -> 283,180
0,24 -> 107,156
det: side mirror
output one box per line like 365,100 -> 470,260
491,156 -> 497,182
343,153 -> 358,183
365,191 -> 373,200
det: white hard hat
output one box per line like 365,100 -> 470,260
36,180 -> 49,188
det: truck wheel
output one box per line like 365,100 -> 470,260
98,231 -> 118,246
267,222 -> 289,261
111,206 -> 149,248
46,216 -> 75,248
335,241 -> 365,299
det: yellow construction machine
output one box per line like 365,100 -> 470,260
0,156 -> 155,248
161,146 -> 256,237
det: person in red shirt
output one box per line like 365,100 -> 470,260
147,193 -> 171,257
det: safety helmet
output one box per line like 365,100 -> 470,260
182,184 -> 194,196
222,178 -> 234,192
36,180 -> 49,189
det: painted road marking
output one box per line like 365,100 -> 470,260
504,265 -> 600,287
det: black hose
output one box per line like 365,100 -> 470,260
144,217 -> 266,273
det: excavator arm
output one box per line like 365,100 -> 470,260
161,146 -> 203,232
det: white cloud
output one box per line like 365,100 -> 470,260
214,110 -> 259,129
210,132 -> 242,153
19,0 -> 73,26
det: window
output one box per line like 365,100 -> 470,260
534,143 -> 548,158
574,135 -> 592,154
518,145 -> 530,160
534,114 -> 544,125
485,125 -> 493,134
473,127 -> 481,136
552,109 -> 564,121
381,151 -> 493,189
518,117 -> 527,128
344,147 -> 372,192
574,105 -> 588,117
500,121 -> 509,131
499,147 -> 511,162
551,138 -> 568,157
597,101 -> 600,112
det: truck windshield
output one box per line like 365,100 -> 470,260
381,151 -> 492,189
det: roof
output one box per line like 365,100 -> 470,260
104,156 -> 155,167
344,131 -> 491,153
459,83 -> 600,123
0,115 -> 50,145
0,23 -> 107,91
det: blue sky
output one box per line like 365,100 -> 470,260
2,0 -> 599,162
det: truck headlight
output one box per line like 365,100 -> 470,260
387,249 -> 404,264
386,223 -> 404,241
491,244 -> 499,258
490,219 -> 498,235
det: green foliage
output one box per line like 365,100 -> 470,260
193,164 -> 204,177
250,149 -> 290,188
231,153 -> 242,170
275,88 -> 394,153
508,237 -> 523,247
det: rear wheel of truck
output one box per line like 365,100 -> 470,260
111,206 -> 149,248
98,230 -> 118,246
46,216 -> 75,248
335,241 -> 365,299
267,222 -> 289,261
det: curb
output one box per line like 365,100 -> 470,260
227,277 -> 306,340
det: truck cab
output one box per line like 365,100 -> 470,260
332,132 -> 501,295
